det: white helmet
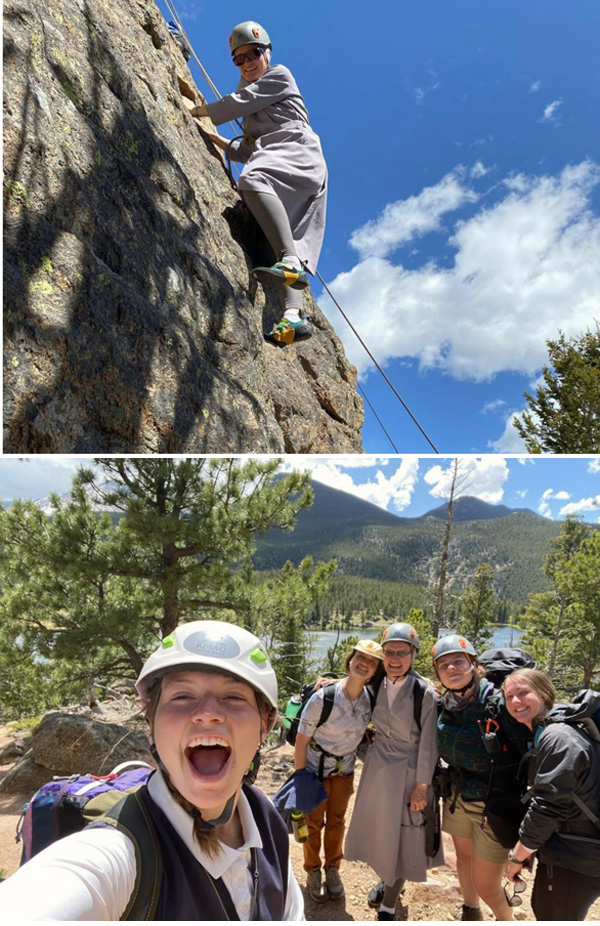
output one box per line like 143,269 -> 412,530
136,620 -> 278,713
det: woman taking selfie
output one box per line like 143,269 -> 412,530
0,621 -> 303,920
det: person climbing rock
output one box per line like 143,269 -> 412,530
184,21 -> 328,346
167,20 -> 191,61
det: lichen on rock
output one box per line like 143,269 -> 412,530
3,0 -> 363,452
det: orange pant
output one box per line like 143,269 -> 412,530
303,773 -> 354,871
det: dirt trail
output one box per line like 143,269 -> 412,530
1,725 -> 598,921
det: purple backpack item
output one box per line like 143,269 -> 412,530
18,761 -> 153,863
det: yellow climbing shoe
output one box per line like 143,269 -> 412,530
265,317 -> 314,345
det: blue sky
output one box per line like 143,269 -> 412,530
155,0 -> 599,453
2,455 -> 600,524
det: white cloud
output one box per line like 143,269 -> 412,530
321,160 -> 600,381
529,80 -> 542,93
516,489 -> 528,498
481,399 -> 507,415
349,169 -> 480,259
0,456 -> 88,502
278,457 -> 420,513
588,458 -> 600,473
559,495 -> 600,516
423,457 -> 510,504
471,161 -> 491,178
539,99 -> 563,124
538,486 -> 573,518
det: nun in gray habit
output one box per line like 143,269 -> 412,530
186,21 -> 327,346
344,623 -> 444,919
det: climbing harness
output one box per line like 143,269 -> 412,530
162,0 -> 440,454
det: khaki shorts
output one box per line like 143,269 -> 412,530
442,795 -> 509,864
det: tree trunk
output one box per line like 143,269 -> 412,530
433,459 -> 458,637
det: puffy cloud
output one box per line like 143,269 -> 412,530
321,160 -> 600,381
349,169 -> 479,259
278,457 -> 420,513
588,458 -> 600,473
423,457 -> 510,504
559,496 -> 600,516
487,409 -> 527,452
538,486 -> 573,518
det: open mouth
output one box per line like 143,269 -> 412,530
185,735 -> 232,777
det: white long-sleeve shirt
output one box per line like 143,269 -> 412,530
0,771 -> 304,920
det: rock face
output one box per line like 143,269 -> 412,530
3,0 -> 363,452
0,712 -> 154,793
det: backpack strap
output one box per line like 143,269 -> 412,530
85,788 -> 162,921
371,671 -> 429,731
412,675 -> 427,732
317,684 -> 337,729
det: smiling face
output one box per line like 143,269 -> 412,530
348,650 -> 380,683
382,642 -> 414,680
503,677 -> 547,730
153,670 -> 265,820
234,43 -> 269,82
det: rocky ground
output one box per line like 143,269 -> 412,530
1,718 -> 599,921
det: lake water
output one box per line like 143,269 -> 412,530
307,624 -> 523,663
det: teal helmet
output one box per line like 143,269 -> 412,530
229,21 -> 272,54
382,622 -> 420,652
432,633 -> 477,665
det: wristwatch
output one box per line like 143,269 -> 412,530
507,849 -> 527,865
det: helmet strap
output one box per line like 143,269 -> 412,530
443,663 -> 477,696
192,794 -> 237,831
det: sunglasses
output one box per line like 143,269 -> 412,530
232,46 -> 266,67
503,877 -> 526,907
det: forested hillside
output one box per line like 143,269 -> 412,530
254,482 -> 565,607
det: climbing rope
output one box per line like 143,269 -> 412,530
357,383 -> 400,453
160,0 -> 439,454
315,270 -> 439,453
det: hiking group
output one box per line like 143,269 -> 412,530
183,20 -> 328,347
1,618 -> 599,922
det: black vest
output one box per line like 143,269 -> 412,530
142,783 -> 289,921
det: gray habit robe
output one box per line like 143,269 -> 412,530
344,674 -> 444,884
204,64 -> 327,274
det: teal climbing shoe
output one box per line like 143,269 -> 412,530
252,260 -> 309,290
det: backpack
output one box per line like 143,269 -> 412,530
16,761 -> 161,920
478,647 -> 536,686
284,681 -> 340,747
532,689 -> 600,833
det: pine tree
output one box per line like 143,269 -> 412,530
456,564 -> 496,651
513,326 -> 600,453
0,458 -> 315,711
521,515 -> 596,690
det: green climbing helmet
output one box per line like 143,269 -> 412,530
228,21 -> 272,54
